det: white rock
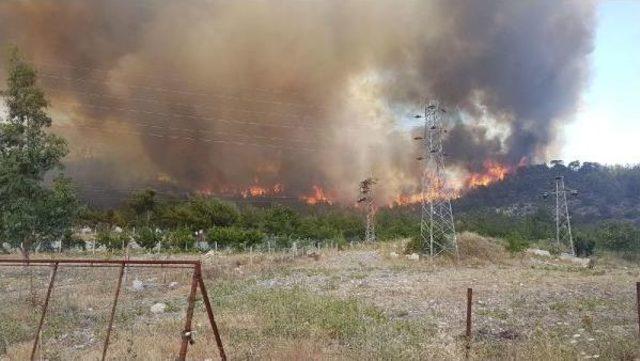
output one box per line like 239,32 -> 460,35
168,282 -> 179,289
128,241 -> 142,250
559,254 -> 593,268
150,303 -> 167,314
526,248 -> 551,257
389,252 -> 399,258
406,253 -> 420,261
114,226 -> 123,233
132,279 -> 145,292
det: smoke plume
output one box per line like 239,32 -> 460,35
0,0 -> 596,205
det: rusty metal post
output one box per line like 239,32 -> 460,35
177,268 -> 200,361
101,263 -> 126,361
636,282 -> 640,337
465,287 -> 473,358
196,263 -> 227,361
30,262 -> 59,361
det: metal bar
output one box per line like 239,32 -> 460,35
465,287 -> 473,359
0,259 -> 199,266
637,282 -> 640,337
0,263 -> 195,270
30,262 -> 59,361
466,288 -> 473,338
101,264 -> 125,361
177,268 -> 200,360
196,263 -> 227,361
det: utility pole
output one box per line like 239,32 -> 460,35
543,175 -> 578,255
358,176 -> 377,243
414,101 -> 458,257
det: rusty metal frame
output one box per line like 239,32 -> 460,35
0,259 -> 227,361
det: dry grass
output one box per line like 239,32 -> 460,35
1,241 -> 639,360
456,231 -> 510,264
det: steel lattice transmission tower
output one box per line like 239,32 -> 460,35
358,177 -> 377,242
543,175 -> 578,255
414,102 -> 458,257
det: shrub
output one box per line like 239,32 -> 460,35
95,230 -> 130,250
403,237 -> 422,255
261,206 -> 300,236
207,227 -> 264,250
457,232 -> 508,261
165,227 -> 196,250
188,197 -> 240,228
134,227 -> 162,249
62,230 -> 85,250
574,233 -> 595,257
505,233 -> 529,253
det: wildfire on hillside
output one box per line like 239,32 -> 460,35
299,185 -> 334,205
466,160 -> 510,188
240,183 -> 284,198
390,188 -> 463,207
195,160 -> 516,207
198,180 -> 284,199
389,160 -> 515,207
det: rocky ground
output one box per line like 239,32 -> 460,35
1,240 -> 639,360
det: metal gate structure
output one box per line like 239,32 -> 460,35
0,258 -> 227,361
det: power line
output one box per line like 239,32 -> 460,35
53,122 -> 318,152
35,71 -> 327,111
66,118 -> 318,146
52,99 -> 321,131
30,59 -> 299,97
0,63 -> 386,129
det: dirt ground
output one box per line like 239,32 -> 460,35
1,242 -> 639,360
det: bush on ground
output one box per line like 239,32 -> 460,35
134,227 -> 162,249
95,230 -> 130,250
165,227 -> 195,250
207,227 -> 264,250
457,231 -> 509,262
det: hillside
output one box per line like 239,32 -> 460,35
455,162 -> 640,225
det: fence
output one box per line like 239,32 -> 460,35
0,259 -> 226,361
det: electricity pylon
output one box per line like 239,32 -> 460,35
543,175 -> 578,255
414,101 -> 458,257
358,177 -> 377,242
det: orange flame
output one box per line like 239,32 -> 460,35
300,185 -> 333,205
390,188 -> 462,207
198,180 -> 284,198
465,160 -> 510,188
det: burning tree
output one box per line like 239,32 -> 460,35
0,47 -> 78,258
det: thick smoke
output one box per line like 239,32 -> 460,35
0,0 -> 595,204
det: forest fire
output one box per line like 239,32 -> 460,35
198,181 -> 284,199
390,188 -> 463,207
389,160 -> 513,207
466,161 -> 511,188
240,183 -> 284,198
196,160 -> 514,207
299,185 -> 334,205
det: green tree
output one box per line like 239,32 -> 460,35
261,205 -> 300,236
0,48 -> 78,258
127,189 -> 156,225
